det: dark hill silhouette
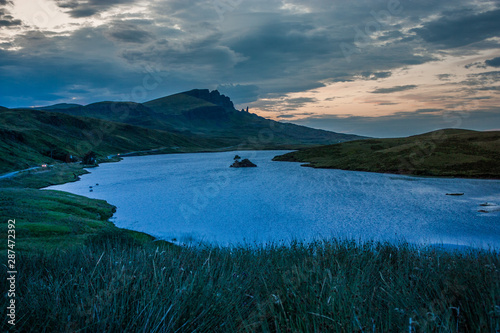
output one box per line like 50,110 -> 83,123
30,89 -> 366,147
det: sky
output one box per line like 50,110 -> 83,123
0,0 -> 499,137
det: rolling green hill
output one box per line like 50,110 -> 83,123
144,91 -> 217,115
0,108 -> 220,173
37,101 -> 181,132
38,103 -> 82,110
32,89 -> 365,147
273,129 -> 500,178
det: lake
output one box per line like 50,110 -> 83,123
46,151 -> 500,249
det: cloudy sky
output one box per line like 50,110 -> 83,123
1,0 -> 499,137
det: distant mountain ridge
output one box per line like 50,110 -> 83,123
24,89 -> 366,147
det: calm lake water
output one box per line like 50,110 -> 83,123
46,151 -> 500,249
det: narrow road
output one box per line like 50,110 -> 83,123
0,166 -> 42,179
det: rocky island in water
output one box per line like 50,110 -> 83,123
230,155 -> 257,168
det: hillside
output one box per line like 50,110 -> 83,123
38,103 -> 82,110
37,101 -> 181,132
273,129 -> 500,178
0,108 -> 220,173
144,91 -> 220,115
32,89 -> 365,147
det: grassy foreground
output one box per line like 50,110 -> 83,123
1,233 -> 499,332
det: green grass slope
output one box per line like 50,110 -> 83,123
38,103 -> 82,110
38,101 -> 184,132
273,129 -> 500,178
0,188 -> 118,251
0,108 -> 219,173
144,92 -> 217,115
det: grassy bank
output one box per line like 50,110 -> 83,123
0,159 -> 161,253
1,233 -> 499,332
0,187 -> 118,252
0,163 -> 89,189
273,129 -> 500,178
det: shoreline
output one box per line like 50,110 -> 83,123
273,159 -> 500,180
296,162 -> 500,181
273,159 -> 500,181
40,150 -> 500,252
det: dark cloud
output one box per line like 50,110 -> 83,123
436,74 -> 455,81
477,86 -> 500,91
222,13 -> 433,97
0,28 -> 164,106
108,23 -> 153,43
414,108 -> 443,114
285,97 -> 318,109
55,0 -> 136,17
110,29 -> 151,43
249,96 -> 319,112
226,20 -> 350,83
461,71 -> 500,88
371,85 -> 417,94
413,9 -> 500,48
360,71 -> 392,80
465,61 -> 487,69
0,7 -> 21,27
277,111 -> 315,119
485,57 -> 500,68
0,19 -> 20,27
466,96 -> 492,100
121,33 -> 244,80
68,7 -> 99,18
468,71 -> 500,79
